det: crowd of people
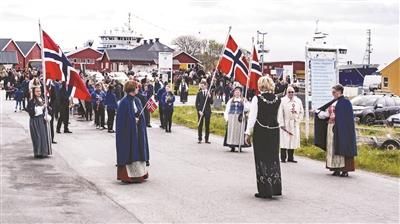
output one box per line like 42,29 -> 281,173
2,67 -> 358,199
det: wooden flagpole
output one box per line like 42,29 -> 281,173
38,20 -> 52,154
238,38 -> 254,152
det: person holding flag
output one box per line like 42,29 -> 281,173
27,86 -> 52,158
115,81 -> 150,183
223,83 -> 250,152
195,80 -> 213,144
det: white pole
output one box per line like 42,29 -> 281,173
305,45 -> 310,141
39,21 -> 53,154
238,38 -> 254,152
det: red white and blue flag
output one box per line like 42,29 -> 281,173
217,35 -> 249,87
146,97 -> 158,113
249,46 -> 262,93
42,30 -> 91,100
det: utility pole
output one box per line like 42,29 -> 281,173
256,30 -> 268,75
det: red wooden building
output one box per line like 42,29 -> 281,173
262,61 -> 305,79
0,39 -> 42,70
66,47 -> 102,71
173,51 -> 202,71
15,41 -> 41,69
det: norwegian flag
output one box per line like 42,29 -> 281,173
217,35 -> 249,87
249,46 -> 262,93
42,30 -> 91,101
146,97 -> 158,113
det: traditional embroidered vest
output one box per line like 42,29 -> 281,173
229,99 -> 244,114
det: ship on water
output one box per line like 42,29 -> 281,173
339,29 -> 379,87
97,13 -> 143,51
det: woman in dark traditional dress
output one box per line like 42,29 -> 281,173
27,87 -> 52,158
315,84 -> 357,177
116,81 -> 150,183
245,76 -> 282,199
179,79 -> 188,103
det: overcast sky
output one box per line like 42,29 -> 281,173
0,0 -> 398,67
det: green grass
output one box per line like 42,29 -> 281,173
296,141 -> 400,177
152,106 -> 400,177
152,106 -> 226,136
188,85 -> 199,95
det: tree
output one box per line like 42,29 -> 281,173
198,40 -> 224,72
172,36 -> 224,72
172,35 -> 202,56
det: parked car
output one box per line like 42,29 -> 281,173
87,71 -> 104,82
351,94 -> 400,125
362,74 -> 381,92
136,71 -> 154,82
109,72 -> 128,83
387,113 -> 400,127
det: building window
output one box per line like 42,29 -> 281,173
383,77 -> 389,87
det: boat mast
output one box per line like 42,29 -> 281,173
363,29 -> 372,65
128,13 -> 132,32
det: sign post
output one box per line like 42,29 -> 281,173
305,45 -> 339,140
158,52 -> 173,86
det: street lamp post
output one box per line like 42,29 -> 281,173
257,30 -> 268,75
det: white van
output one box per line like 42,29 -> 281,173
363,74 -> 381,92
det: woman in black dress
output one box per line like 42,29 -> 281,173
245,76 -> 282,199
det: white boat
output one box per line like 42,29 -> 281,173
97,13 -> 143,51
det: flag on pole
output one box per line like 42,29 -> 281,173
217,35 -> 249,87
146,97 -> 158,113
42,30 -> 91,101
249,46 -> 262,93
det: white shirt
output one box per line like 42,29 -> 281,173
245,96 -> 259,135
223,97 -> 250,121
35,105 -> 44,116
133,100 -> 138,113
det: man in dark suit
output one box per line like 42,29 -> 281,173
195,80 -> 213,144
56,82 -> 72,134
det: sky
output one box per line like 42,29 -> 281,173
0,0 -> 398,68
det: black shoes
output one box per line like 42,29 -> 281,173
64,130 -> 72,133
205,141 -> 211,144
254,193 -> 272,199
56,130 -> 61,134
108,130 -> 115,133
332,171 -> 349,177
288,160 -> 298,163
230,147 -> 236,152
52,141 -> 57,144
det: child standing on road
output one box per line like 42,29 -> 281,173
14,87 -> 24,112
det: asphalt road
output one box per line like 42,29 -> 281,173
1,96 -> 399,223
